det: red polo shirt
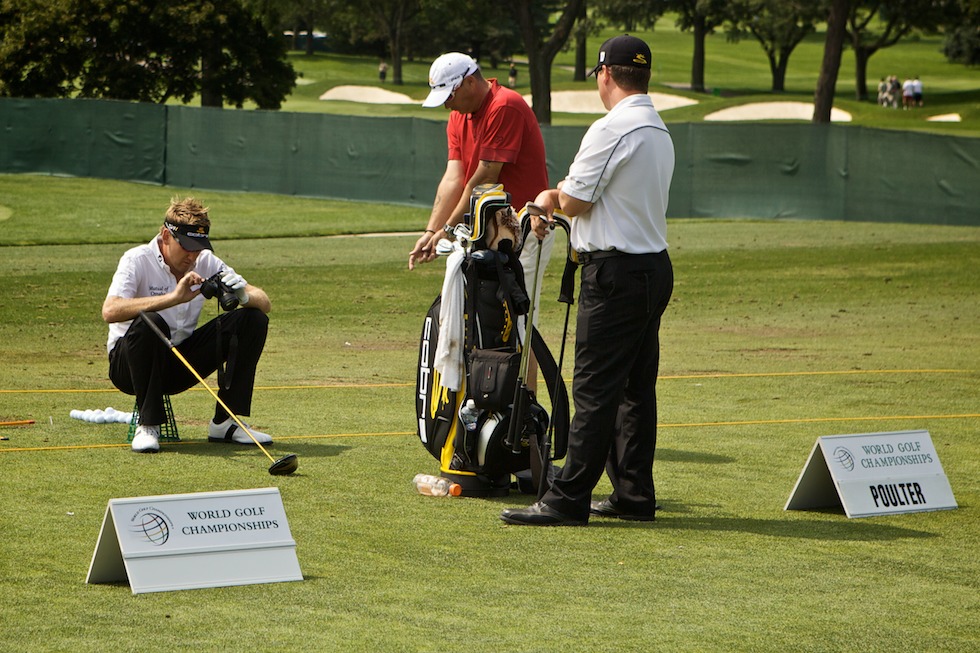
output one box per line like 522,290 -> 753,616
446,79 -> 548,208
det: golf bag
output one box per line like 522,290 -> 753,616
415,185 -> 569,497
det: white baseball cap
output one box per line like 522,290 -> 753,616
422,53 -> 479,108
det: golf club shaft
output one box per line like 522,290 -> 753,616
138,311 -> 277,464
517,233 -> 546,378
507,232 -> 547,455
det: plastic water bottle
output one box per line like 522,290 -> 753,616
459,399 -> 479,433
413,473 -> 462,497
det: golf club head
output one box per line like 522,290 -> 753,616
524,201 -> 547,217
268,453 -> 299,476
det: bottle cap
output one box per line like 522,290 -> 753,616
448,483 -> 462,497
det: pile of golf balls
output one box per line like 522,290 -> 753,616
70,407 -> 133,424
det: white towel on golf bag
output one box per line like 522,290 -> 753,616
434,246 -> 466,391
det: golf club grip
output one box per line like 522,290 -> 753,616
139,310 -> 174,348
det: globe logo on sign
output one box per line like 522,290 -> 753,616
832,446 -> 855,472
131,511 -> 171,546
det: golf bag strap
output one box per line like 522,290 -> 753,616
530,326 -> 569,460
459,261 -> 479,463
494,239 -> 529,320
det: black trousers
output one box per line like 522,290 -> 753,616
108,309 -> 269,426
543,250 -> 673,520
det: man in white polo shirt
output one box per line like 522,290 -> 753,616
502,35 -> 674,526
103,197 -> 273,453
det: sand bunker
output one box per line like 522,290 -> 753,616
524,90 -> 698,114
319,85 -> 697,113
705,102 -> 852,122
319,85 -> 416,104
319,87 -> 865,124
927,113 -> 962,122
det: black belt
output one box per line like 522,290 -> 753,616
577,249 -> 665,264
577,250 -> 627,264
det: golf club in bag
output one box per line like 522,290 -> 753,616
138,311 -> 298,476
414,186 -> 569,497
518,207 -> 575,499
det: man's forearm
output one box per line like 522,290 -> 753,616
102,294 -> 181,324
447,160 -> 505,228
426,173 -> 465,232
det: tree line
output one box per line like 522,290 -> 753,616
1,0 -> 977,124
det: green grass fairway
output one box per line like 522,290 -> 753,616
1,175 -> 978,652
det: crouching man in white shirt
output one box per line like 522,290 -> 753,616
102,197 -> 273,453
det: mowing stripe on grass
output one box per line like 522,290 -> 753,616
0,368 -> 971,395
3,414 -> 978,454
0,382 -> 413,394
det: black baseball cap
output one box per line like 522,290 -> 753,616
164,221 -> 213,251
589,35 -> 652,77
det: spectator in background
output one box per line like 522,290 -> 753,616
378,60 -> 388,83
877,78 -> 889,107
509,62 -> 518,88
912,76 -> 923,107
888,76 -> 901,109
902,77 -> 915,110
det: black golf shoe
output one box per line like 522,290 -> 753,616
589,499 -> 657,522
500,501 -> 587,527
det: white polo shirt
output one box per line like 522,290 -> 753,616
105,235 -> 231,353
561,93 -> 674,255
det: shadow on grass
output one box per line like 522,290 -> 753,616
484,492 -> 937,541
657,447 -> 735,464
164,439 -> 350,475
606,511 -> 937,541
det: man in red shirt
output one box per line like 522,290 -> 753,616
410,53 -> 555,392
408,52 -> 552,275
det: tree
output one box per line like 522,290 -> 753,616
0,0 -> 295,109
594,0 -> 660,31
279,0 -> 337,55
660,0 -> 729,92
411,0 -> 523,67
944,0 -> 980,65
590,0 -> 662,82
726,0 -> 824,92
362,0 -> 421,85
508,0 -> 586,125
813,0 -> 851,123
0,0 -> 86,98
845,0 -> 949,102
571,1 -> 595,82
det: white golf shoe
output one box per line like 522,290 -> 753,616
208,418 -> 273,446
131,424 -> 161,453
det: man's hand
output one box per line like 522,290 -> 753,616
408,231 -> 445,270
220,270 -> 249,306
175,271 -> 205,303
527,195 -> 556,241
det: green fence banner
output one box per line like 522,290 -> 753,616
1,98 -> 977,225
0,98 -> 164,183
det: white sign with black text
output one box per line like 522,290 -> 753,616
86,487 -> 302,594
785,430 -> 957,518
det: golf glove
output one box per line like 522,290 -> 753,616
221,270 -> 249,306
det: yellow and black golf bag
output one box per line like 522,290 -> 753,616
415,186 -> 569,497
